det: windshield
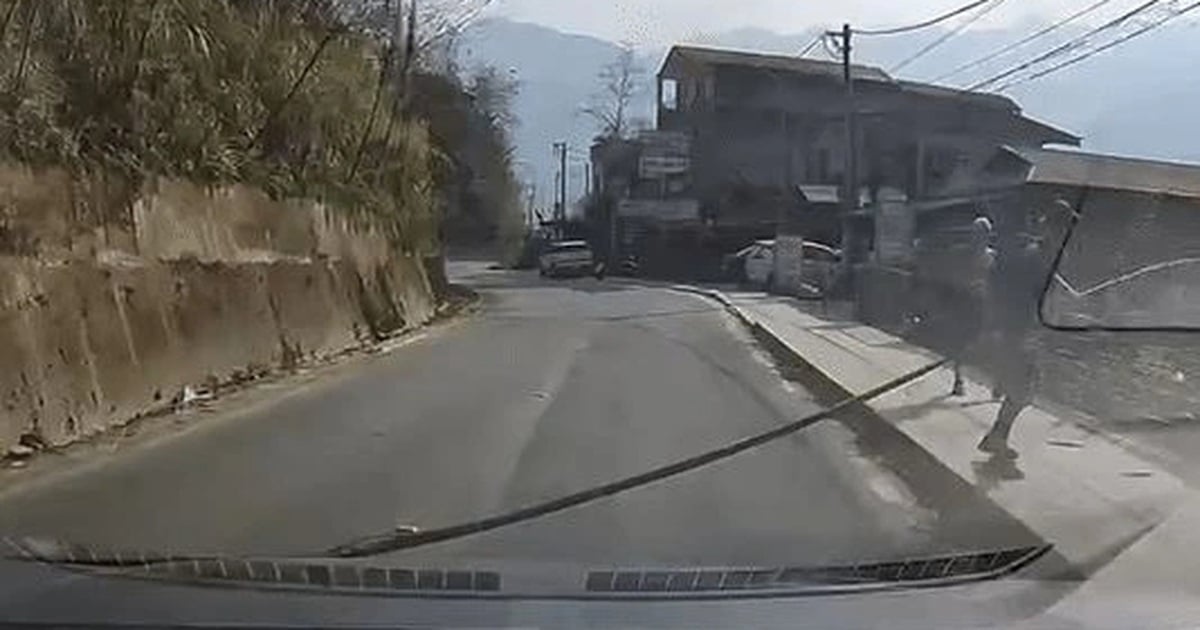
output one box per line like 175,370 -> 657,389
2,0 -> 1199,627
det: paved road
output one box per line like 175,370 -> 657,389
0,265 -> 1035,568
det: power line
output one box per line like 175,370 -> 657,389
933,0 -> 1118,83
890,0 -> 1008,73
798,33 -> 823,57
821,32 -> 843,59
854,0 -> 994,35
968,0 -> 1161,90
995,0 -> 1200,91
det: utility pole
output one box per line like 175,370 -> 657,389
560,143 -> 568,226
553,170 -> 562,221
839,23 -> 859,274
552,141 -> 568,238
399,0 -> 417,111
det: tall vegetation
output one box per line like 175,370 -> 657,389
0,0 -> 480,252
409,64 -> 523,259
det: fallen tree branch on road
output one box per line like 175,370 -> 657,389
328,357 -> 949,558
1,313 -> 947,566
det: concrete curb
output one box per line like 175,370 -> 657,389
670,285 -> 823,373
669,284 -> 755,327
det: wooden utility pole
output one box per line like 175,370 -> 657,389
550,141 -> 563,239
552,141 -> 568,238
839,23 -> 859,271
395,0 -> 416,112
560,143 -> 568,225
553,170 -> 562,219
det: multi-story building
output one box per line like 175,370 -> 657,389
591,45 -> 1080,276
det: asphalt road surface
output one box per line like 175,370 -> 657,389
0,264 -> 1036,569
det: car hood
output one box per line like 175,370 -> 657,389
0,540 -> 1169,629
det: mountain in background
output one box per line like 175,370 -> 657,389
459,16 -> 1200,212
457,18 -> 655,212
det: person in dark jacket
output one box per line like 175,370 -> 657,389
978,201 -> 1072,458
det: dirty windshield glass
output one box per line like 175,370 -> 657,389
3,0 -> 1200,627
1043,179 -> 1200,329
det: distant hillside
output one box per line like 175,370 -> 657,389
458,19 -> 655,213
460,16 -> 1200,210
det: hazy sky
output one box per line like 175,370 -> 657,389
485,0 -> 1091,45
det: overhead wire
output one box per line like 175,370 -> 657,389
821,32 -> 843,59
798,33 -> 823,57
890,0 -> 1008,73
854,0 -> 995,35
967,0 -> 1161,90
994,0 -> 1200,91
932,0 -> 1118,83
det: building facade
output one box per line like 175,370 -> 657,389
592,44 -> 1080,277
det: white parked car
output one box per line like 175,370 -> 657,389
724,239 -> 841,297
538,240 -> 595,278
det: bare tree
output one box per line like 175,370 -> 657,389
582,44 -> 644,140
414,0 -> 491,53
468,65 -> 518,132
339,0 -> 490,68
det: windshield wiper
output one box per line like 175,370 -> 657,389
328,359 -> 948,558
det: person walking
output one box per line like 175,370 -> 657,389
978,202 -> 1069,458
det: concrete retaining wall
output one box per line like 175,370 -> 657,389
0,165 -> 438,452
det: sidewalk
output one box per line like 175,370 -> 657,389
678,285 -> 1200,619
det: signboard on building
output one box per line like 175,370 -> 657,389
637,130 -> 690,153
637,130 -> 691,179
797,185 -> 840,204
639,155 -> 690,178
618,198 -> 700,222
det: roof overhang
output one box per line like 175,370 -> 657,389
1001,146 -> 1200,199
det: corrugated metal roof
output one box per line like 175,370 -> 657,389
998,114 -> 1081,147
894,80 -> 1015,111
666,45 -> 892,83
1005,147 -> 1200,198
664,46 -> 1068,120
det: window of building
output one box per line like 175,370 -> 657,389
661,78 -> 678,111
